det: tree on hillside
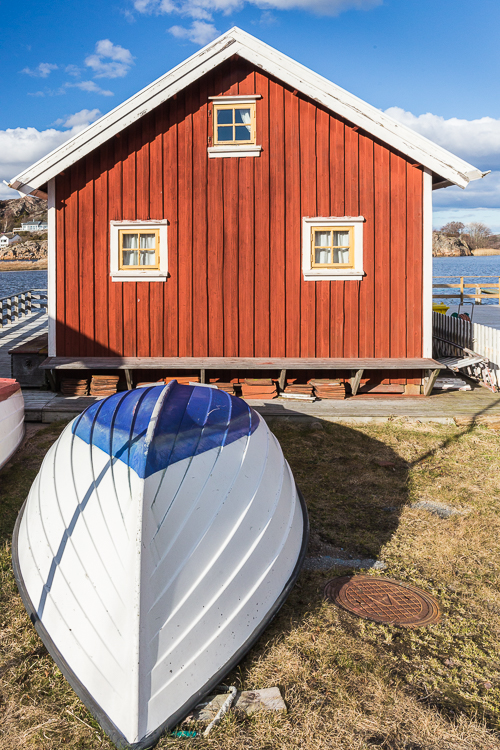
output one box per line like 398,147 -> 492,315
440,221 -> 465,237
463,222 -> 492,250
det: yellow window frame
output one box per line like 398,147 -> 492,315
118,229 -> 160,270
310,226 -> 354,269
213,102 -> 256,146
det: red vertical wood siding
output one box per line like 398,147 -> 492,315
55,58 -> 424,360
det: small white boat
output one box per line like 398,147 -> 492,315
0,378 -> 24,470
13,382 -> 308,749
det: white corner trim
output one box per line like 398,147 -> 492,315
302,216 -> 365,281
208,95 -> 262,102
208,145 -> 262,158
422,169 -> 433,357
47,178 -> 56,356
110,220 -> 168,281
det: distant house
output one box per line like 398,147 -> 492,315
20,220 -> 48,232
0,233 -> 21,248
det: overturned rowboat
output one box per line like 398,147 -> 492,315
0,378 -> 24,470
13,381 -> 308,749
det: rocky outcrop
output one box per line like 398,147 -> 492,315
0,196 -> 47,233
432,232 -> 472,257
0,239 -> 47,261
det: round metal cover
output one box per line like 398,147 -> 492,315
324,575 -> 440,627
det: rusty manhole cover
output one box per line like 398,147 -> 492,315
324,575 -> 440,627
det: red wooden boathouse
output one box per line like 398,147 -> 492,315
9,28 -> 485,395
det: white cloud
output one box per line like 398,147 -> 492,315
66,80 -> 114,96
134,0 -> 379,22
385,107 -> 500,172
0,119 -> 100,199
85,39 -> 135,78
384,106 -> 500,221
21,62 -> 58,78
53,109 -> 101,128
169,20 -> 220,43
65,64 -> 82,77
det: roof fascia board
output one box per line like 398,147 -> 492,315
11,26 -> 482,191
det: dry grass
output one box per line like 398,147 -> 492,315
1,417 -> 500,748
0,259 -> 47,272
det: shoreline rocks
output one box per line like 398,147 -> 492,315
433,232 -> 472,257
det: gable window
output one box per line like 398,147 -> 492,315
110,221 -> 168,282
302,217 -> 365,281
208,95 -> 262,158
214,102 -> 255,145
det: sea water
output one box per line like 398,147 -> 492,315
0,269 -> 48,298
433,255 -> 500,304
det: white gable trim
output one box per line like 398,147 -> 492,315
9,27 -> 483,192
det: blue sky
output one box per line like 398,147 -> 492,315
1,0 -> 499,230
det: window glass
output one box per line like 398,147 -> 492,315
140,233 -> 155,249
217,126 -> 233,142
315,231 -> 331,247
235,126 -> 251,141
334,248 -> 350,264
315,248 -> 331,264
333,231 -> 350,247
217,109 -> 233,125
235,108 -> 251,124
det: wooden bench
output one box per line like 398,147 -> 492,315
40,357 -> 442,397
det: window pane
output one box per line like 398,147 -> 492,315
122,250 -> 139,266
122,233 -> 138,249
333,248 -> 350,264
140,233 -> 156,249
217,109 -> 233,125
315,230 -> 331,247
217,126 -> 233,142
235,125 -> 251,141
315,248 -> 331,264
333,230 -> 350,247
235,108 -> 251,124
140,250 -> 156,266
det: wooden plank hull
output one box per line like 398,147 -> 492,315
0,380 -> 24,470
13,382 -> 308,749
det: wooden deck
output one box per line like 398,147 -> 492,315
0,313 -> 48,379
22,385 -> 500,424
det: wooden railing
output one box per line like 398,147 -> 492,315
0,289 -> 47,328
433,276 -> 500,305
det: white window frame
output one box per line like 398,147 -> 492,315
208,95 -> 262,159
302,216 -> 365,281
110,220 -> 168,282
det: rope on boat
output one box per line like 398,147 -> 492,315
202,686 -> 237,736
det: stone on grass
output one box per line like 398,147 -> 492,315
411,500 -> 461,519
183,687 -> 286,725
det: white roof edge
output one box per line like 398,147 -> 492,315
10,26 -> 484,191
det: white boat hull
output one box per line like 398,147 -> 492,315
0,380 -> 24,470
13,382 -> 308,748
